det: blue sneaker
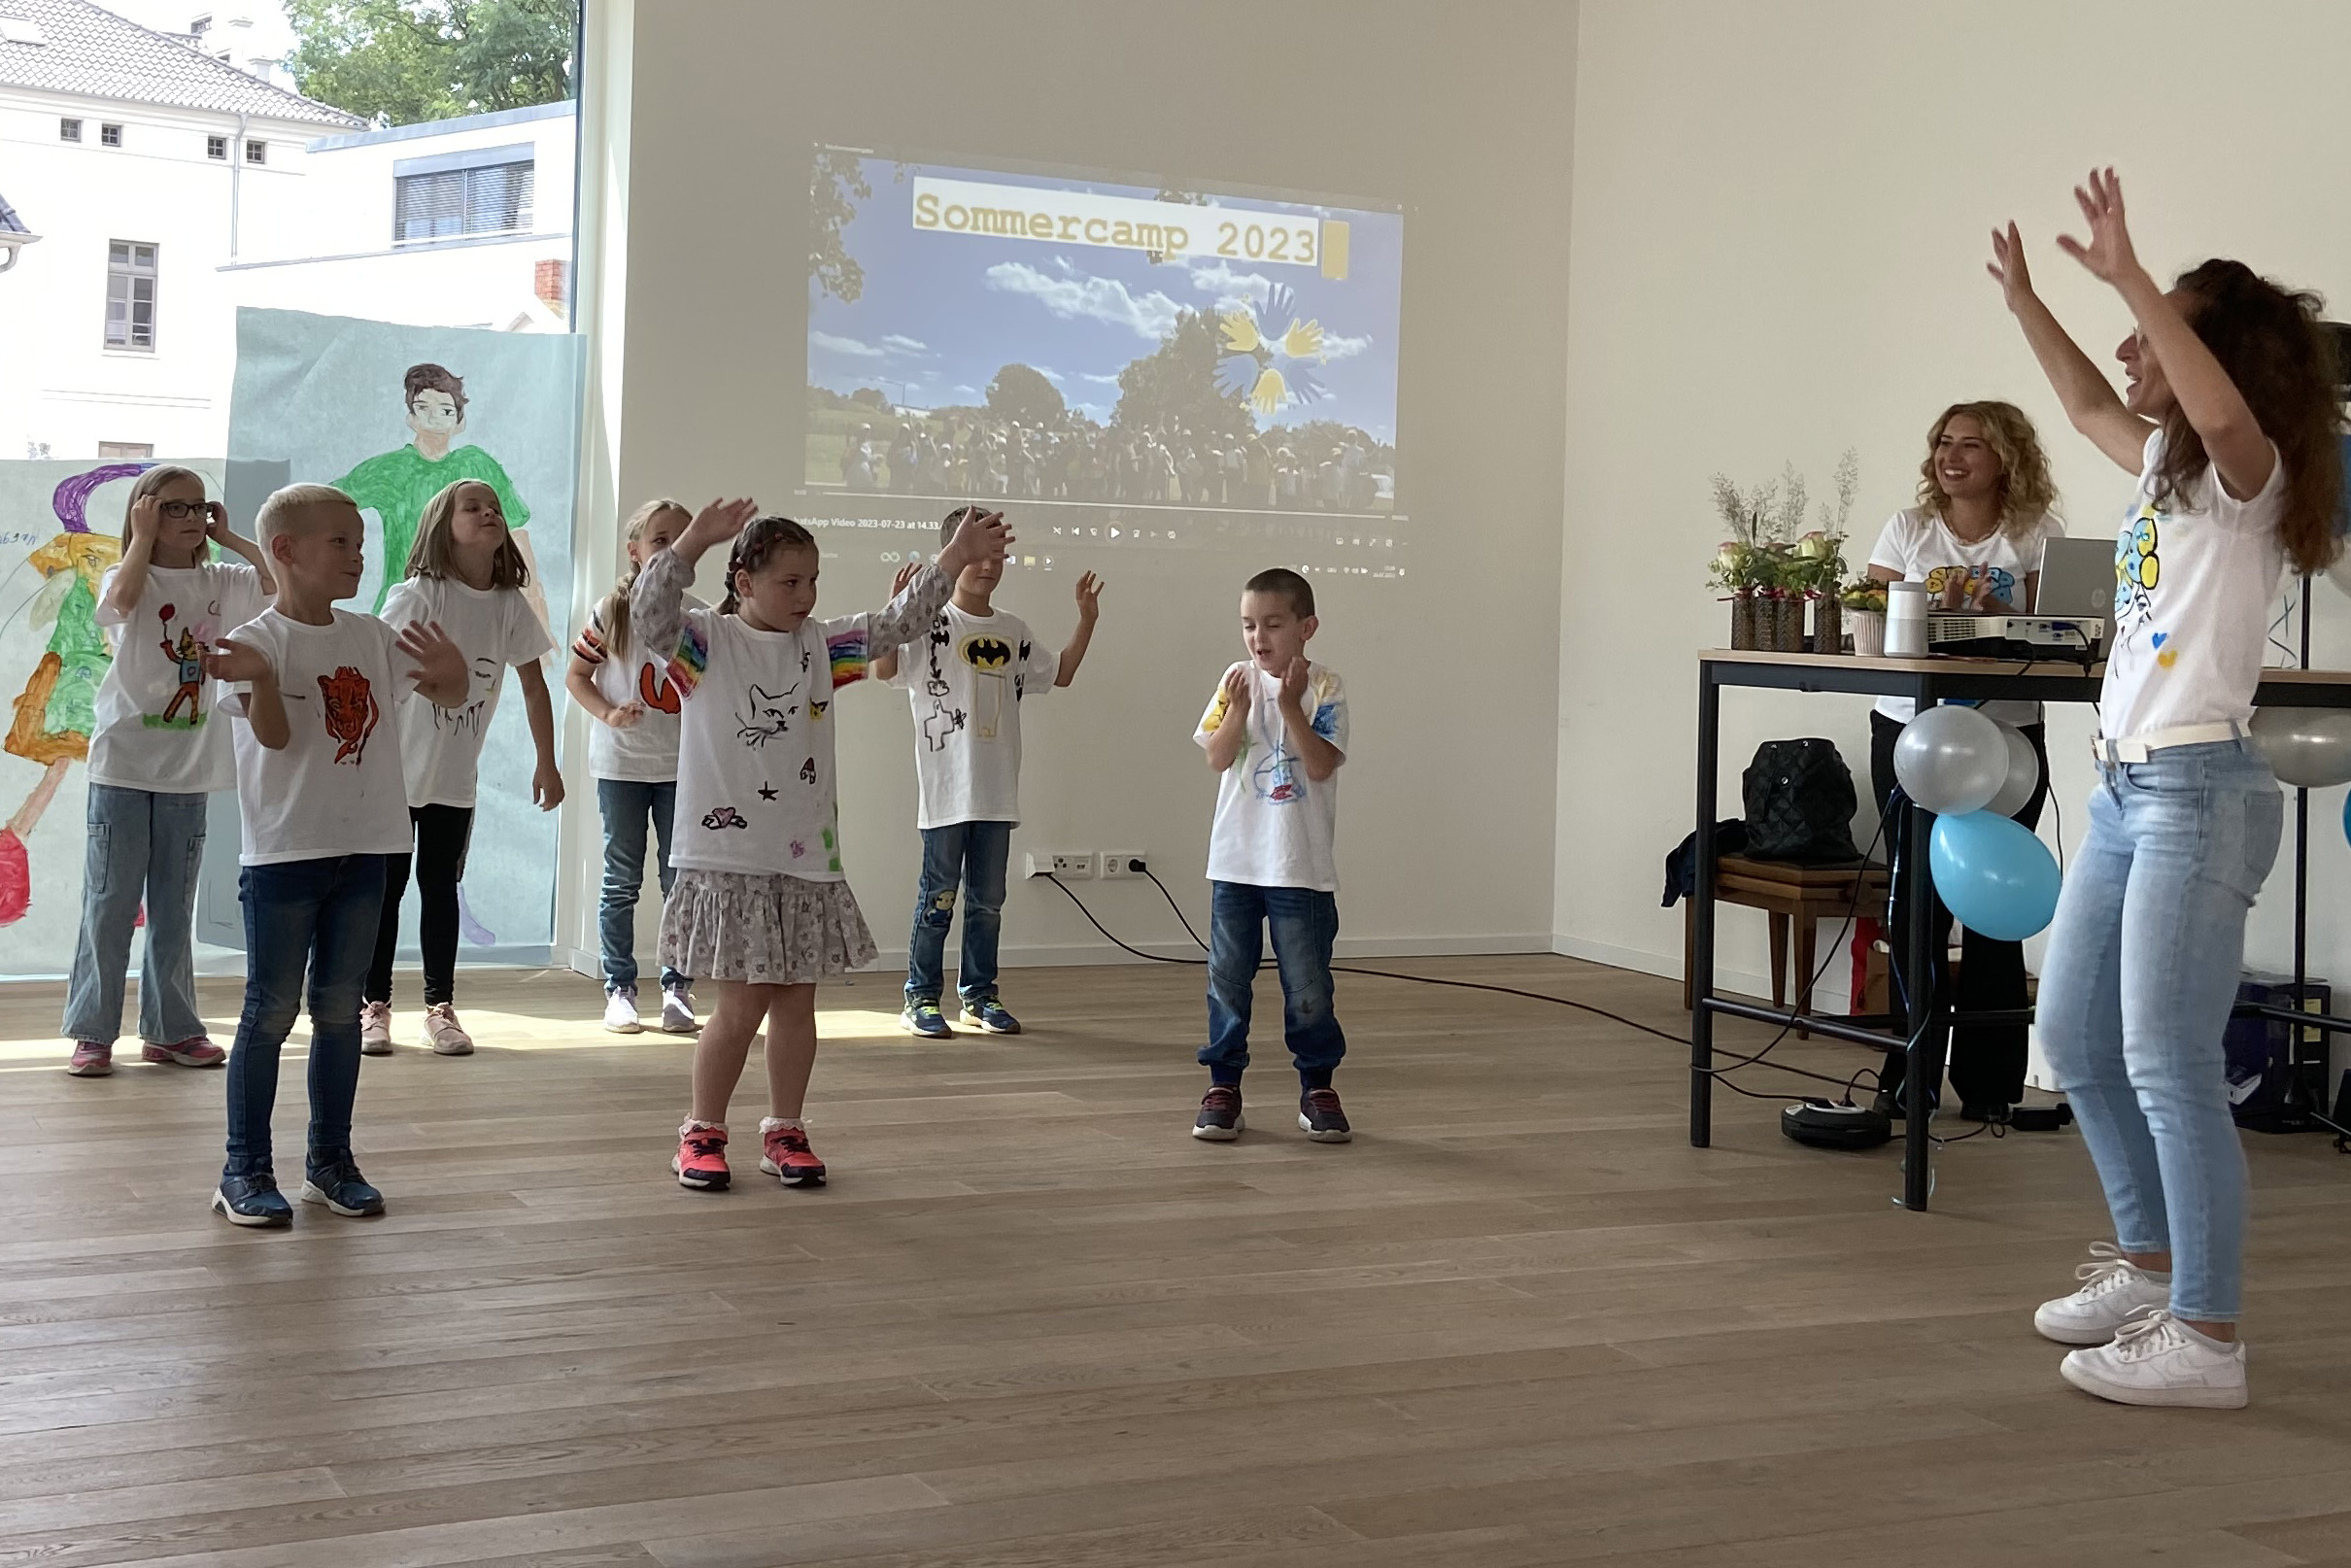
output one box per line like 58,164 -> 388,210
962,997 -> 1022,1036
901,1000 -> 953,1039
300,1154 -> 386,1217
211,1171 -> 292,1228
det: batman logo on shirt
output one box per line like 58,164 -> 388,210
962,635 -> 1013,669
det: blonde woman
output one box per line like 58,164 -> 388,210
1864,401 -> 2062,1124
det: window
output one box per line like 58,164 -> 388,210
100,122 -> 122,148
59,118 -> 81,142
245,139 -> 267,164
207,135 -> 227,160
393,160 -> 534,243
104,241 -> 157,351
97,441 -> 154,460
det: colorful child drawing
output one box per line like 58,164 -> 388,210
155,610 -> 208,726
317,664 -> 381,765
332,362 -> 542,624
0,463 -> 140,924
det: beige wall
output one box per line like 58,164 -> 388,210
570,1 -> 1578,974
1556,1 -> 2351,1010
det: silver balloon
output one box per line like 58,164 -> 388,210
1986,723 -> 2042,819
1893,704 -> 2007,815
2250,707 -> 2351,789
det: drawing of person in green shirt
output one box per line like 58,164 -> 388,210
333,362 -> 547,630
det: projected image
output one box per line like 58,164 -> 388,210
804,148 -> 1404,542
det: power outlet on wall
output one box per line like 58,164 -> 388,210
1100,852 -> 1149,880
1024,851 -> 1094,879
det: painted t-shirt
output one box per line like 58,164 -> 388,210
332,445 -> 529,613
1194,659 -> 1348,893
222,607 -> 417,866
632,548 -> 951,881
881,601 -> 1058,829
2102,430 -> 2288,742
572,593 -> 703,783
87,562 -> 269,794
380,576 -> 553,808
1866,505 -> 2062,726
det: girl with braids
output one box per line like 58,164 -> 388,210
1995,169 -> 2343,1408
630,497 -> 1012,1191
566,498 -> 702,1035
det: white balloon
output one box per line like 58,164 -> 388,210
1893,704 -> 2007,815
2250,707 -> 2351,789
1987,723 -> 2042,819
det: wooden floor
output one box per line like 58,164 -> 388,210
2,955 -> 2348,1567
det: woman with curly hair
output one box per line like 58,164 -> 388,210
1996,170 -> 2342,1408
1862,399 -> 2064,1124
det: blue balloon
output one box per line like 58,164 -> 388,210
2343,789 -> 2350,850
1929,810 -> 2061,941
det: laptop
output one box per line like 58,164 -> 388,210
2036,535 -> 2115,622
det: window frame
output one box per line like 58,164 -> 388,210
59,118 -> 82,142
244,138 -> 267,165
392,157 -> 537,245
103,240 -> 159,354
207,135 -> 228,160
99,121 -> 123,148
97,441 -> 156,460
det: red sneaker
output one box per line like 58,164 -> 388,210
672,1124 -> 730,1190
759,1122 -> 827,1187
142,1036 -> 225,1068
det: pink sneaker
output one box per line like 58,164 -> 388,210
359,1001 -> 393,1056
66,1040 -> 112,1077
424,1003 -> 474,1056
142,1036 -> 225,1069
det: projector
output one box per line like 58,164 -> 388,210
1926,615 -> 2102,661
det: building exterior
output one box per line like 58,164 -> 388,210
0,0 -> 361,459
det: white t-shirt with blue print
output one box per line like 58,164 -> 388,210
1866,505 -> 2061,727
1195,658 -> 1348,893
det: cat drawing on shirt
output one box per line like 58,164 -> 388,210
734,681 -> 798,748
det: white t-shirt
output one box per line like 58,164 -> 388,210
881,601 -> 1058,829
2102,430 -> 2288,742
633,548 -> 952,881
87,561 -> 269,795
571,593 -> 703,783
1866,505 -> 2062,726
379,577 -> 553,808
223,607 -> 419,866
1194,659 -> 1349,893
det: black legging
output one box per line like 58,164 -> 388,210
364,804 -> 474,1007
1869,710 -> 2049,1112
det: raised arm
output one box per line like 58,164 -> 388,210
206,504 -> 277,595
1055,571 -> 1103,686
1990,221 -> 2151,473
865,513 -> 1014,654
634,496 -> 756,657
2059,169 -> 2274,499
102,495 -> 162,621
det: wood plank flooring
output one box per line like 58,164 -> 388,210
1,955 -> 2347,1566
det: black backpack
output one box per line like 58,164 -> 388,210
1742,738 -> 1859,864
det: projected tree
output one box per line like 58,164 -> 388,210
809,149 -> 872,304
1112,309 -> 1253,443
985,364 -> 1066,427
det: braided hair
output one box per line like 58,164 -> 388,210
719,514 -> 818,615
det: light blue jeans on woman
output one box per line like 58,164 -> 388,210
2035,738 -> 2281,1323
62,784 -> 210,1046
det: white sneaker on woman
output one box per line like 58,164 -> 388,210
2033,1242 -> 2170,1345
2060,1310 -> 2247,1409
423,1003 -> 473,1056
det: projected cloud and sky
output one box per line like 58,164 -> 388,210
804,149 -> 1404,522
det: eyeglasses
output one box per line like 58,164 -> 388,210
156,500 -> 213,521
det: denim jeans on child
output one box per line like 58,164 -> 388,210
1202,880 -> 1346,1088
906,820 -> 1011,1004
62,784 -> 210,1046
222,854 -> 388,1180
596,778 -> 686,995
2035,739 -> 2281,1323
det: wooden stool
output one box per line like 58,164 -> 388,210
1686,855 -> 1890,1036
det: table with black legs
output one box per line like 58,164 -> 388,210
1687,649 -> 2351,1210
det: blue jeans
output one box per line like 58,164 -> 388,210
596,778 -> 685,995
2036,739 -> 2281,1323
1202,881 -> 1346,1088
62,784 -> 209,1045
222,855 -> 388,1180
905,820 -> 1011,1004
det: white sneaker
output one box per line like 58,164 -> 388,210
423,1003 -> 474,1056
2060,1310 -> 2248,1409
602,987 -> 642,1034
2033,1242 -> 2170,1345
660,984 -> 699,1035
359,1002 -> 393,1057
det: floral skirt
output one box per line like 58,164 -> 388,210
659,869 -> 876,986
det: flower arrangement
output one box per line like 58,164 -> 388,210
1839,579 -> 1889,614
1709,451 -> 1860,651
